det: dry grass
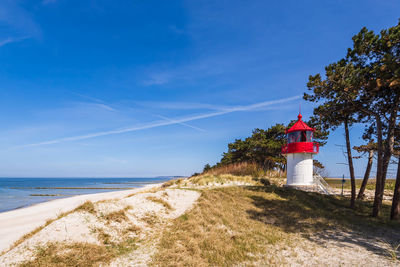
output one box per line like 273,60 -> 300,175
74,201 -> 96,214
18,236 -> 138,267
152,187 -> 286,266
5,220 -> 54,256
325,178 -> 396,191
18,242 -> 114,267
124,224 -> 141,234
20,210 -> 139,267
188,173 -> 256,186
146,196 -> 173,210
100,205 -> 132,223
152,185 -> 400,266
160,172 -> 282,189
382,241 -> 400,261
161,178 -> 185,188
1,201 -> 98,256
93,228 -> 112,245
102,209 -> 128,223
142,212 -> 160,226
204,162 -> 286,178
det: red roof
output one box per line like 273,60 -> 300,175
286,113 -> 315,133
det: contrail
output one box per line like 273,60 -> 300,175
152,114 -> 207,132
71,91 -> 203,131
16,95 -> 300,148
0,36 -> 30,47
70,91 -> 117,112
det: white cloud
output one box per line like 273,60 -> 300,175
15,95 -> 300,148
0,36 -> 30,47
136,101 -> 231,111
71,92 -> 203,132
142,73 -> 172,86
0,1 -> 41,39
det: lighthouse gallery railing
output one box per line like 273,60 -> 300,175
281,142 -> 319,154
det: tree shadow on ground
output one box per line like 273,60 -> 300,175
245,185 -> 400,258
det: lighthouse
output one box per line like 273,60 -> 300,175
281,113 -> 319,186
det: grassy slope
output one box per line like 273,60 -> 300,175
152,183 -> 399,266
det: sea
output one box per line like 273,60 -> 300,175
0,177 -> 174,213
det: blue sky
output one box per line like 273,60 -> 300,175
0,0 -> 399,178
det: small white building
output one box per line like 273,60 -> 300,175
281,113 -> 319,186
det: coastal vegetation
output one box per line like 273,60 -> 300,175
201,20 -> 400,221
152,174 -> 399,266
1,188 -> 199,267
326,178 -> 397,192
2,172 -> 399,266
209,124 -> 328,173
304,20 -> 400,219
146,196 -> 174,210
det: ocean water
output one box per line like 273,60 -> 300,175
0,177 -> 173,213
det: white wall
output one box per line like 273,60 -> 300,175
286,153 -> 313,185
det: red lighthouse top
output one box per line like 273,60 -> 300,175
282,113 -> 319,154
286,113 -> 315,133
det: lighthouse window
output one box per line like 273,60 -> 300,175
288,132 -> 301,143
306,131 -> 313,142
288,131 -> 313,143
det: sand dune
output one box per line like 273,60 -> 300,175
0,184 -> 159,253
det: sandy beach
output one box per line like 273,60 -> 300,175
0,180 -> 201,266
0,183 -> 160,253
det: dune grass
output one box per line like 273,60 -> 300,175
0,201 -> 97,257
142,212 -> 160,226
19,236 -> 138,267
146,196 -> 173,210
189,173 -> 255,186
102,209 -> 128,223
19,242 -> 113,267
74,201 -> 96,214
17,202 -> 138,267
204,162 -> 286,178
152,185 -> 399,266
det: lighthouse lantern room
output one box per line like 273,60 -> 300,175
282,113 -> 319,186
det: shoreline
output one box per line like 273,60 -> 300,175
0,177 -> 170,214
0,188 -> 140,214
0,183 -> 162,253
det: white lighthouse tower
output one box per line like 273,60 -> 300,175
281,113 -> 319,186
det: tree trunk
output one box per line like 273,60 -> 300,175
372,116 -> 384,217
344,118 -> 356,209
390,158 -> 400,220
357,149 -> 374,200
374,93 -> 399,217
379,96 -> 399,202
